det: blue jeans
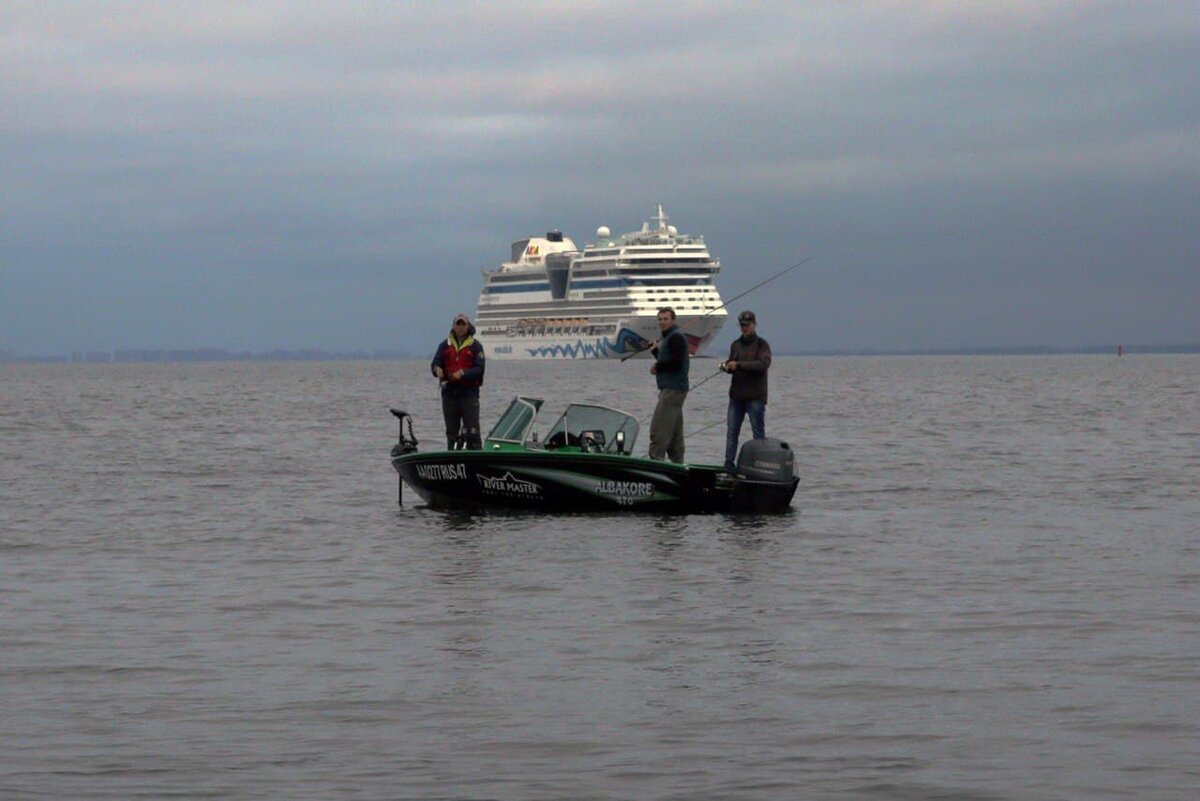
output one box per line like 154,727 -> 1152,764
725,398 -> 765,472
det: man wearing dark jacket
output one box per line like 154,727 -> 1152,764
648,307 -> 689,462
431,312 -> 486,449
722,310 -> 771,473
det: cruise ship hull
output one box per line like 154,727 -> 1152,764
483,312 -> 726,360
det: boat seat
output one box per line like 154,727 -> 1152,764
544,430 -> 581,449
580,430 -> 606,453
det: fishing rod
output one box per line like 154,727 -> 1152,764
619,255 -> 816,362
678,367 -> 739,436
689,366 -> 727,392
620,254 -> 815,362
634,367 -> 728,433
635,402 -> 745,447
685,417 -> 726,438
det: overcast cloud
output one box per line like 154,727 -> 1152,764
2,1 -> 1197,355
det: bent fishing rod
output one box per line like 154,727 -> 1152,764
620,254 -> 816,362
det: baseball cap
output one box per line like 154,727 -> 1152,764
737,311 -> 756,323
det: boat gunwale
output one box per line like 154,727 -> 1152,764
392,446 -> 726,475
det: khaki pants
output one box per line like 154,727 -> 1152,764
648,388 -> 687,463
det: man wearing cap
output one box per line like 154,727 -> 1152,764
721,310 -> 772,473
431,313 -> 486,449
648,306 -> 689,463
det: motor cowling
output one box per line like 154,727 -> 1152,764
736,438 -> 795,482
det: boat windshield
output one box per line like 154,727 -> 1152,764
486,396 -> 543,444
544,403 -> 639,454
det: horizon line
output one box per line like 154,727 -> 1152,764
3,342 -> 1199,364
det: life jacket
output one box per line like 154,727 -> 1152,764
441,335 -> 482,388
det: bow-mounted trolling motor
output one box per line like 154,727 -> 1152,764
390,408 -> 419,506
390,408 -> 419,454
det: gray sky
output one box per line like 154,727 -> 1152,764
3,1 -> 1198,355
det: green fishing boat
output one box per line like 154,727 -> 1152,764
389,396 -> 799,513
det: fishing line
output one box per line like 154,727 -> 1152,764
685,417 -> 727,438
633,366 -> 728,438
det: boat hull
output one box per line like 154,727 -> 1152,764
392,448 -> 797,513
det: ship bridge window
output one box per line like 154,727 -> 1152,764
490,272 -> 551,283
619,269 -> 714,276
620,260 -> 713,268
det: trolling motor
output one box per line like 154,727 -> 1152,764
391,408 -> 419,453
390,408 -> 419,506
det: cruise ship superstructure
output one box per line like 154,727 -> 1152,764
475,206 -> 726,359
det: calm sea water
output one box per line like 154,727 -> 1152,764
2,355 -> 1197,800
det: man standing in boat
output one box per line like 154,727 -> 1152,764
648,307 -> 689,463
721,310 -> 772,473
431,313 -> 486,449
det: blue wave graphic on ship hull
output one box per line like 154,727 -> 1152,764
524,328 -> 650,359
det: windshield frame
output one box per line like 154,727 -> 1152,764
543,402 -> 639,454
485,396 -> 544,445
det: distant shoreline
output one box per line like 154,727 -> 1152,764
0,348 -> 410,364
3,344 -> 1198,364
775,344 -> 1200,357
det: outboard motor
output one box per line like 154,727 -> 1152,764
736,438 -> 795,481
730,438 -> 799,512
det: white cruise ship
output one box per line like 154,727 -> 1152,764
475,205 -> 726,359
